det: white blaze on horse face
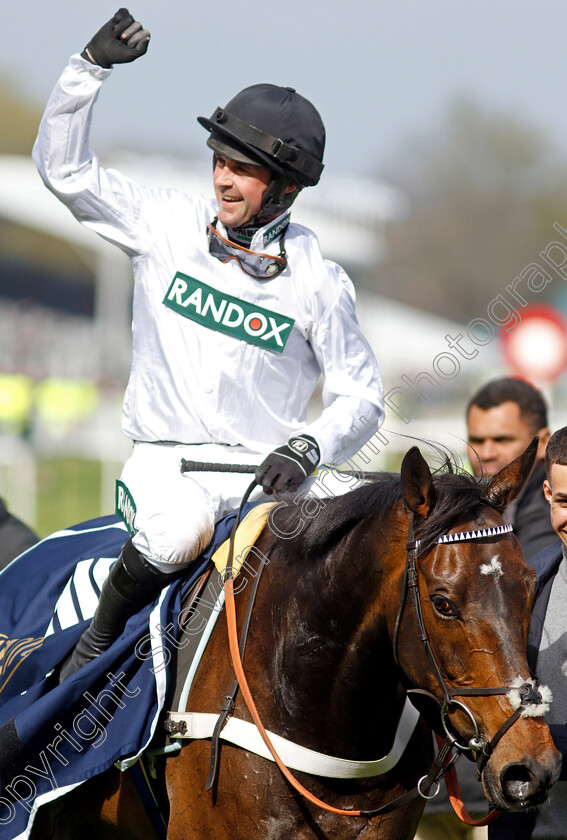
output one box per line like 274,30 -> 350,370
480,555 -> 503,579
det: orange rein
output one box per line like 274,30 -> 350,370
225,570 -> 503,822
223,568 -> 363,816
221,479 -> 502,824
436,735 -> 502,826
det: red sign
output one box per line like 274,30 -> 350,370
501,304 -> 567,383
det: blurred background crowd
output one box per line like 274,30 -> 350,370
3,1 -> 567,537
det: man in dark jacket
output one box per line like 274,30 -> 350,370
490,425 -> 567,839
417,378 -> 560,840
466,376 -> 557,561
0,498 -> 38,572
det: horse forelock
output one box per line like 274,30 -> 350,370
413,470 -> 491,560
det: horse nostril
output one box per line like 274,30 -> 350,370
501,763 -> 540,808
503,768 -> 531,800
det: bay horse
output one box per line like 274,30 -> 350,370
31,441 -> 561,840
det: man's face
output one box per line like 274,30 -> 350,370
544,464 -> 567,549
213,155 -> 272,228
466,401 -> 548,477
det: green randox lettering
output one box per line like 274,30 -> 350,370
182,287 -> 203,312
262,212 -> 290,248
163,273 -> 294,353
115,480 -> 137,536
201,293 -> 227,322
222,301 -> 244,328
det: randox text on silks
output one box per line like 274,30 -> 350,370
163,273 -> 295,353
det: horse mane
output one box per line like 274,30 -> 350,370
269,458 -> 491,563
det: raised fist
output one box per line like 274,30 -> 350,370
82,8 -> 150,68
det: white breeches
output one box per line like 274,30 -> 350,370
118,441 -> 269,572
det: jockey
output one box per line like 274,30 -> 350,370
33,9 -> 384,680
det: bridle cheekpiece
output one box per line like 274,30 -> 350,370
398,515 -> 551,783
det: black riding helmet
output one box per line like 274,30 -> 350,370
198,84 -> 325,223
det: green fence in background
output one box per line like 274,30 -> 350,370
36,458 -> 105,537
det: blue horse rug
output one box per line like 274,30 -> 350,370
0,510 -> 252,839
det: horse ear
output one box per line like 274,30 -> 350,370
484,436 -> 539,513
401,446 -> 436,519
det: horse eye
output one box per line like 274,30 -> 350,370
431,595 -> 458,618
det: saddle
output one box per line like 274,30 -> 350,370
170,501 -> 274,714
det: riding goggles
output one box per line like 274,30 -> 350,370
207,219 -> 287,279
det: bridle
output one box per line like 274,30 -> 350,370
177,468 -> 551,821
395,513 -> 549,781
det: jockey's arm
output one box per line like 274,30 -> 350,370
32,16 -> 151,258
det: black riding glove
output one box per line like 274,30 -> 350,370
256,434 -> 320,494
82,8 -> 150,68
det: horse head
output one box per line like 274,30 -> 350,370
398,437 -> 561,812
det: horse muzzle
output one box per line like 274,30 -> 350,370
439,680 -> 562,812
488,751 -> 562,811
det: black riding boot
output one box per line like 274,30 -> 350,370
59,538 -> 167,682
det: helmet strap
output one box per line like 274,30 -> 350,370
252,174 -> 300,227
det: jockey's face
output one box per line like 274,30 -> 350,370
213,155 -> 272,228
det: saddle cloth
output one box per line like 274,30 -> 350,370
0,503 -> 271,840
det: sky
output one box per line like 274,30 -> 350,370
5,0 -> 567,179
